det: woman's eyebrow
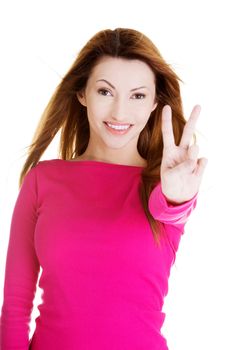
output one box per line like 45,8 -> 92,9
96,79 -> 148,91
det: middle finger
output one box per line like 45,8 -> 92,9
179,105 -> 201,148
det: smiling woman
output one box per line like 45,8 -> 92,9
0,27 -> 207,350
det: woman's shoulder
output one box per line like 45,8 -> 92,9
35,158 -> 59,168
31,159 -> 64,173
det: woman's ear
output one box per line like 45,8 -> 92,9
76,91 -> 87,107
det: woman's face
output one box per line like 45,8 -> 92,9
77,56 -> 157,162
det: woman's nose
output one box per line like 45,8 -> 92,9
111,99 -> 129,122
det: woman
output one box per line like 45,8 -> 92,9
0,28 -> 207,349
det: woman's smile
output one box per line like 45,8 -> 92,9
104,121 -> 133,135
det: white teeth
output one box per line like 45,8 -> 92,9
106,123 -> 131,130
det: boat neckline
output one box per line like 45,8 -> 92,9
54,159 -> 145,169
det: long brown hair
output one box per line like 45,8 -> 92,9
19,27 -> 191,245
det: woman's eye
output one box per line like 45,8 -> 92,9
98,88 -> 111,96
133,93 -> 146,99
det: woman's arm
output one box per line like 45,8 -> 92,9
148,181 -> 198,263
0,166 -> 40,349
149,181 -> 198,226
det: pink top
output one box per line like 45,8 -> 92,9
0,159 -> 198,350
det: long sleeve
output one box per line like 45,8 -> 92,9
148,182 -> 198,260
0,167 -> 40,349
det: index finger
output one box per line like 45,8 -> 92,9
179,105 -> 201,148
161,105 -> 175,148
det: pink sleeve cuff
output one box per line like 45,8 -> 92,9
148,182 -> 198,225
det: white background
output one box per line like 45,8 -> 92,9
0,1 -> 233,349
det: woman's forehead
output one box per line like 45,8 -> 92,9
89,56 -> 156,86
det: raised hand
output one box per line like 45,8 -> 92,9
160,104 -> 208,204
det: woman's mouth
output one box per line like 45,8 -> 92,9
104,122 -> 133,135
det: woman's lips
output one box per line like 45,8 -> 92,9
104,122 -> 133,135
104,121 -> 133,126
